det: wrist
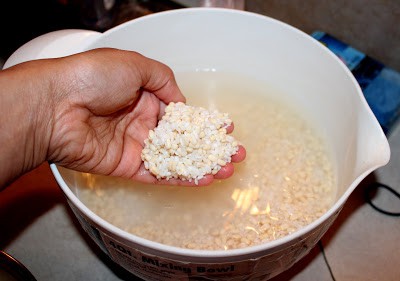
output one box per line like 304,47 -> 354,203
0,60 -> 55,188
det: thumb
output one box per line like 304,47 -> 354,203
131,52 -> 186,104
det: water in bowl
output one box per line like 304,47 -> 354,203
75,72 -> 336,250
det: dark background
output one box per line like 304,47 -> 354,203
2,0 -> 399,71
1,1 -> 83,62
0,0 -> 185,63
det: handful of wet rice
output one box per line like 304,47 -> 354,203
141,102 -> 239,184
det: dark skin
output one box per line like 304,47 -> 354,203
0,48 -> 246,189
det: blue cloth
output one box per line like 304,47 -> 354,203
312,31 -> 400,135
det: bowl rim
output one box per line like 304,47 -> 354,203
50,7 -> 382,260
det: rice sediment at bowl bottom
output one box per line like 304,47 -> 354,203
49,8 -> 389,281
53,172 -> 343,281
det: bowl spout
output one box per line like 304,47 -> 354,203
341,98 -> 391,195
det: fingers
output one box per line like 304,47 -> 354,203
132,52 -> 186,105
66,48 -> 186,114
133,164 -> 215,186
134,145 -> 246,186
225,122 -> 234,134
158,101 -> 167,120
157,175 -> 215,187
213,146 -> 246,179
232,145 -> 246,163
213,163 -> 234,179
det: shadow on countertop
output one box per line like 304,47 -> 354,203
0,164 -> 64,249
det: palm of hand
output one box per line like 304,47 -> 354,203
46,49 -> 170,182
49,89 -> 160,180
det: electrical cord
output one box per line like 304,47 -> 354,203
364,182 -> 400,216
318,241 -> 336,281
317,181 -> 400,281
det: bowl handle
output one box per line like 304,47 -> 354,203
3,29 -> 102,69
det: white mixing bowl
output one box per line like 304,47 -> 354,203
4,8 -> 390,281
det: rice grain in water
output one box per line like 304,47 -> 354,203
76,72 -> 336,250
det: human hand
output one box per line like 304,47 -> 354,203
0,48 -> 245,187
